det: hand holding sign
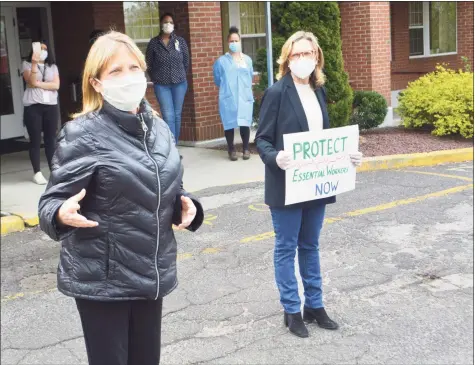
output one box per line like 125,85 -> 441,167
283,125 -> 360,205
349,152 -> 363,166
276,151 -> 293,170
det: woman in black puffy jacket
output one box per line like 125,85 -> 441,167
38,31 -> 204,365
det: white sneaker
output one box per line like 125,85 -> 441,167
33,172 -> 48,185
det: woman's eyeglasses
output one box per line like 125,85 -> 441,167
289,51 -> 316,61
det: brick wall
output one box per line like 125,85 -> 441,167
186,2 -> 223,141
391,2 -> 474,90
92,2 -> 125,32
340,2 -> 391,104
51,1 -> 127,122
51,2 -> 94,122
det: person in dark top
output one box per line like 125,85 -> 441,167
38,31 -> 204,365
146,13 -> 189,144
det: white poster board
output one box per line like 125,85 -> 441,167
283,125 -> 359,205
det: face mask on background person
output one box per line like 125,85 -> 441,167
40,50 -> 48,61
289,58 -> 316,79
162,23 -> 174,34
96,72 -> 147,112
229,42 -> 241,53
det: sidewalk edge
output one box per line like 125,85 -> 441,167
1,147 -> 473,235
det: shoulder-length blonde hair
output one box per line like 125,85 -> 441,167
276,31 -> 325,89
72,31 -> 147,118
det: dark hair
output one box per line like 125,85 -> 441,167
27,41 -> 55,71
160,12 -> 174,24
89,30 -> 104,45
228,26 -> 240,41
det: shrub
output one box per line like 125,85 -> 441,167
254,2 -> 353,128
350,91 -> 388,130
397,64 -> 474,138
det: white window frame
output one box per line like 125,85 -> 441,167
409,1 -> 458,59
123,2 -> 160,46
228,1 -> 266,70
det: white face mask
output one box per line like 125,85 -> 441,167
289,58 -> 316,79
97,72 -> 147,112
162,23 -> 174,34
40,50 -> 48,61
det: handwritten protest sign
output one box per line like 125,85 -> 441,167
283,125 -> 359,205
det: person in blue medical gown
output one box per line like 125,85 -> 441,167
213,26 -> 254,161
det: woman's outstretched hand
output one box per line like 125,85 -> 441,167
57,189 -> 98,228
177,196 -> 197,230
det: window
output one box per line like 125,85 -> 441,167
221,2 -> 267,64
123,2 -> 160,55
409,2 -> 457,58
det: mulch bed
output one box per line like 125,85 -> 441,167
209,127 -> 473,157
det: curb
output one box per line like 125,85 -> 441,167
1,147 -> 473,236
358,147 -> 473,172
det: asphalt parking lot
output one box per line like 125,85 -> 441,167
1,162 -> 473,365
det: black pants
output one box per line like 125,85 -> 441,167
75,298 -> 163,365
224,127 -> 250,152
23,104 -> 58,173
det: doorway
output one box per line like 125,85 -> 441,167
0,3 -> 55,144
0,7 -> 23,140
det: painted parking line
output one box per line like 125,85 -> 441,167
403,170 -> 473,182
241,183 -> 473,243
3,172 -> 472,304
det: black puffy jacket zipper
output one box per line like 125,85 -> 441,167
139,114 -> 161,300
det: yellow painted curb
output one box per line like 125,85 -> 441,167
358,148 -> 473,172
0,148 -> 472,236
0,216 -> 25,235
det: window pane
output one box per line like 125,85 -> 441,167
123,1 -> 160,41
409,2 -> 423,27
239,2 -> 265,35
430,2 -> 457,54
409,28 -> 424,56
242,36 -> 266,63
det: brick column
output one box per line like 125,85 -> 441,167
339,2 -> 391,104
458,2 -> 474,70
91,2 -> 125,32
157,1 -> 223,142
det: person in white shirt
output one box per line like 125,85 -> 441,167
255,31 -> 363,338
21,42 -> 60,185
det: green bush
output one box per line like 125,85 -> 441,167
397,64 -> 474,138
255,2 -> 353,128
350,91 -> 388,130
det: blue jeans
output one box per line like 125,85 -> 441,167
270,204 -> 326,314
154,81 -> 188,143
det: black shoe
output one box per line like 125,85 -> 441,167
284,312 -> 309,338
243,150 -> 251,160
303,307 -> 339,330
228,151 -> 238,161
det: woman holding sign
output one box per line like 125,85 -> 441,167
255,31 -> 363,338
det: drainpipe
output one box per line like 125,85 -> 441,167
265,1 -> 274,87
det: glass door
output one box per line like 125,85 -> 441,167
0,7 -> 23,140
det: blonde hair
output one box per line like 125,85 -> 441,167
72,31 -> 147,118
276,31 -> 325,89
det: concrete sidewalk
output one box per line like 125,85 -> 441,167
1,144 -> 473,234
0,146 -> 265,218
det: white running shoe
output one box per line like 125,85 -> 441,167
33,172 -> 48,185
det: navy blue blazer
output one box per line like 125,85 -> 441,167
255,72 -> 337,208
